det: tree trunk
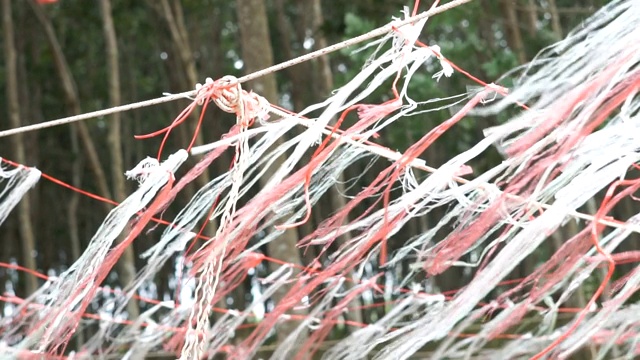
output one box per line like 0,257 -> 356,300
29,0 -> 142,318
67,126 -> 85,349
525,0 -> 538,36
100,0 -> 140,319
150,0 -> 210,159
2,0 -> 38,296
301,0 -> 366,332
546,0 -> 563,39
149,0 -> 218,226
67,127 -> 83,270
479,0 -> 497,53
160,0 -> 198,89
273,0 -> 309,112
27,0 -> 112,203
236,0 -> 307,345
149,0 -> 227,321
500,0 -> 527,64
305,0 -> 333,98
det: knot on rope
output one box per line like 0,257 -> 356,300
195,75 -> 270,126
194,76 -> 239,111
211,75 -> 242,114
137,75 -> 273,160
242,91 -> 271,124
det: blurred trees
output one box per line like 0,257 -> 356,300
2,0 -> 38,295
236,0 -> 307,345
0,0 -> 613,353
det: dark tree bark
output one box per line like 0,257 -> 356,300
147,0 -> 228,323
2,0 -> 38,296
500,0 -> 527,64
300,0 -> 366,333
547,0 -> 563,39
147,0 -> 218,231
67,125 -> 85,348
28,0 -> 141,318
273,0 -> 309,112
27,0 -> 112,204
236,0 -> 307,345
100,0 -> 140,319
525,0 -> 538,36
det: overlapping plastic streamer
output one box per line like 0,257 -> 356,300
1,1 -> 640,359
0,160 -> 40,226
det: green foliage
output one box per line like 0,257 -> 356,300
481,51 -> 519,79
344,12 -> 376,37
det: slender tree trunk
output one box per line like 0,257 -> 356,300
149,0 -> 228,322
301,0 -> 366,332
29,0 -> 142,319
479,0 -> 497,53
100,0 -> 126,213
160,0 -> 198,88
151,0 -> 210,158
273,0 -> 309,112
100,0 -> 140,319
68,128 -> 83,268
308,0 -> 333,99
27,0 -> 112,202
17,13 -> 43,264
148,0 -> 218,221
3,0 -> 38,296
67,126 -> 85,349
546,0 -> 563,39
236,0 -> 307,345
500,0 -> 527,64
525,0 -> 538,36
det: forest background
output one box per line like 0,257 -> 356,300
0,0 -> 618,355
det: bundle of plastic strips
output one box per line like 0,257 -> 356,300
1,1 -> 640,359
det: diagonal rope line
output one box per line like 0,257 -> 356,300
0,0 -> 473,139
